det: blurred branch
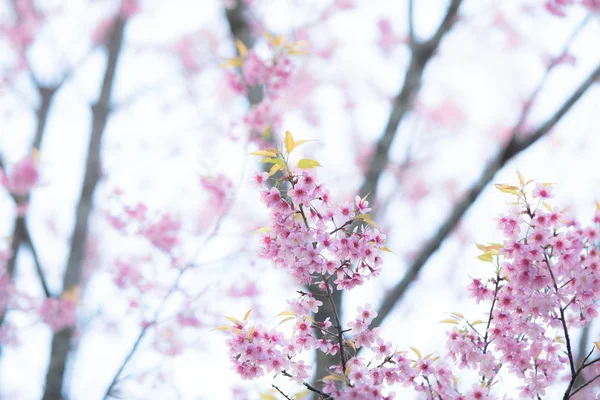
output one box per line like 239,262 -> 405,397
513,14 -> 591,133
0,37 -> 60,360
408,0 -> 416,46
21,217 -> 52,298
225,0 -> 262,105
42,16 -> 128,400
358,0 -> 463,203
371,62 -> 600,330
102,267 -> 185,400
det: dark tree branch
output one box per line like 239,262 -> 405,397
359,0 -> 463,205
0,78 -> 59,361
21,218 -> 52,298
371,62 -> 600,330
311,1 -> 465,391
408,0 -> 416,46
42,17 -> 128,400
224,0 -> 262,105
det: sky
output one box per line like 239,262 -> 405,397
1,0 -> 600,399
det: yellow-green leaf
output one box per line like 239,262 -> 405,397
261,157 -> 285,167
494,184 -> 519,195
346,339 -> 356,352
285,130 -> 295,154
276,316 -> 295,327
259,393 -> 277,400
250,150 -> 278,157
478,253 -> 493,263
269,163 -> 283,176
517,170 -> 525,186
439,319 -> 459,325
235,39 -> 248,58
244,307 -> 253,320
471,320 -> 486,325
214,325 -> 232,331
320,374 -> 345,382
263,126 -> 272,140
277,311 -> 296,317
297,159 -> 321,169
292,139 -> 311,149
357,214 -> 378,228
450,312 -> 464,319
220,58 -> 243,68
381,246 -> 393,253
594,341 -> 600,350
294,389 -> 311,399
409,346 -> 422,359
254,227 -> 271,234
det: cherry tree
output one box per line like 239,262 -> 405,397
0,0 -> 599,399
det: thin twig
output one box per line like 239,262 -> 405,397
272,385 -> 293,400
542,253 -> 575,377
281,370 -> 332,399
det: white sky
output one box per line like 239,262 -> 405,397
1,0 -> 600,399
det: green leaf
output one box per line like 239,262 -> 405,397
320,374 -> 345,382
269,163 -> 283,176
250,150 -> 278,157
235,39 -> 248,58
409,346 -> 422,359
285,130 -> 295,154
439,319 -> 459,325
357,214 -> 378,228
261,157 -> 285,167
297,159 -> 321,169
276,316 -> 295,327
263,126 -> 272,140
477,253 -> 494,263
494,184 -> 519,195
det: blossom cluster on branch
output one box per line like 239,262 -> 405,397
222,134 -> 600,399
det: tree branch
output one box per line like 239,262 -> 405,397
224,0 -> 262,106
0,67 -> 59,361
371,62 -> 600,330
42,16 -> 128,400
359,0 -> 463,205
408,0 -> 416,46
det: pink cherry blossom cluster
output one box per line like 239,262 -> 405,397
225,146 -> 600,399
231,43 -> 294,96
545,0 -> 600,16
223,36 -> 301,138
105,198 -> 181,254
0,155 -> 39,197
448,179 -> 600,398
256,168 -> 385,288
0,246 -> 78,337
38,296 -> 77,332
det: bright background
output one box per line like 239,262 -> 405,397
1,0 -> 599,398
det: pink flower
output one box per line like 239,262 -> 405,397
38,297 -> 77,332
533,183 -> 554,199
242,51 -> 267,86
142,214 -> 180,253
2,156 -> 39,196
